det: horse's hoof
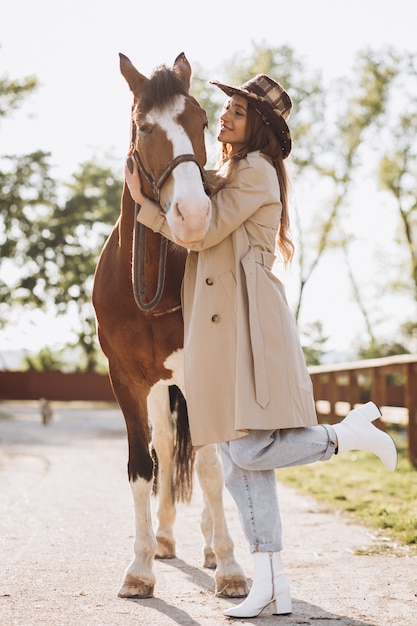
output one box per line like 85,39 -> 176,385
155,536 -> 176,559
215,575 -> 249,598
203,547 -> 217,569
118,573 -> 154,599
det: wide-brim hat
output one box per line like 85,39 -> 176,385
210,74 -> 292,158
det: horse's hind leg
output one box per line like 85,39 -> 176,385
195,445 -> 248,598
147,383 -> 176,559
200,492 -> 216,569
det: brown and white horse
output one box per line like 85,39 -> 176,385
93,53 -> 247,599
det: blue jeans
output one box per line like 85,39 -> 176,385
220,424 -> 337,553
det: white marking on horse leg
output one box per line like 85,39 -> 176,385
201,492 -> 216,568
148,382 -> 176,557
118,476 -> 156,598
195,445 -> 248,597
163,348 -> 185,392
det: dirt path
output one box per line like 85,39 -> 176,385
0,401 -> 415,626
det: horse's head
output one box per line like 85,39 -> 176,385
120,53 -> 211,246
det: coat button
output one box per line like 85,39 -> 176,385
205,277 -> 214,285
211,314 -> 220,323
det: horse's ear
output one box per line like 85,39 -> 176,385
119,53 -> 147,97
172,52 -> 192,92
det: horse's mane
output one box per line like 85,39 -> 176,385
140,64 -> 188,113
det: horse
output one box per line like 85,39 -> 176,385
92,52 -> 248,600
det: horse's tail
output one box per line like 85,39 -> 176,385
171,385 -> 195,503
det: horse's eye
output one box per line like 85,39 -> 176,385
139,124 -> 152,135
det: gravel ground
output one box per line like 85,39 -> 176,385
0,401 -> 416,626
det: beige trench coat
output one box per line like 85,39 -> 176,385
138,151 -> 317,447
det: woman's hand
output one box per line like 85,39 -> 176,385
124,147 -> 145,205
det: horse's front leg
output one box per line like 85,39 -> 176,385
195,445 -> 248,598
110,376 -> 157,599
148,383 -> 176,558
119,475 -> 156,598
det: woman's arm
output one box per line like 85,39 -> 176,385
188,160 -> 275,251
126,152 -> 280,250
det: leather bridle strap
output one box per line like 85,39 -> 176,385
131,148 -> 207,312
133,149 -> 206,203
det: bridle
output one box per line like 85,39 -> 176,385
133,148 -> 206,204
131,146 -> 207,312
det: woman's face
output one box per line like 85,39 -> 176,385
217,94 -> 248,153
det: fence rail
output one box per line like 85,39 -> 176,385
309,354 -> 417,467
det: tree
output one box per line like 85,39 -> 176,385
47,158 -> 122,370
377,52 -> 417,301
1,151 -> 121,370
0,67 -> 58,326
345,50 -> 417,357
292,48 -> 398,324
0,64 -> 123,369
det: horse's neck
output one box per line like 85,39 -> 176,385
116,188 -> 186,312
118,189 -> 165,267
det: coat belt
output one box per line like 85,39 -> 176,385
241,247 -> 275,408
253,249 -> 276,270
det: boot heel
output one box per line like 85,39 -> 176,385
272,589 -> 292,615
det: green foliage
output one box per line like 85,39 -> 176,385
0,73 -> 38,117
46,158 -> 122,311
0,62 -> 122,370
357,340 -> 410,360
301,321 -> 329,366
0,150 -> 58,315
35,158 -> 122,370
376,54 -> 417,303
22,346 -> 67,371
0,151 -> 122,370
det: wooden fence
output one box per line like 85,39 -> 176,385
1,353 -> 416,467
309,354 -> 417,467
0,370 -> 115,403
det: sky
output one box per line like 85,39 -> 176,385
1,0 -> 417,359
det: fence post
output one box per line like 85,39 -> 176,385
405,362 -> 417,468
371,366 -> 387,408
349,370 -> 361,409
328,372 -> 339,423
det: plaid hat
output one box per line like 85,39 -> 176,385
210,74 -> 292,158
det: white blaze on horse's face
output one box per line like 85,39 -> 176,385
147,95 -> 211,246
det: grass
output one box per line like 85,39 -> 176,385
277,425 -> 417,554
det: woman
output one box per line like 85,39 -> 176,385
125,74 -> 397,618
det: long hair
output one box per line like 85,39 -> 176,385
216,102 -> 294,265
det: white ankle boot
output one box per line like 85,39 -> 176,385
223,551 -> 292,618
333,402 -> 397,471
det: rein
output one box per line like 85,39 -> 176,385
131,148 -> 206,312
132,202 -> 168,312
